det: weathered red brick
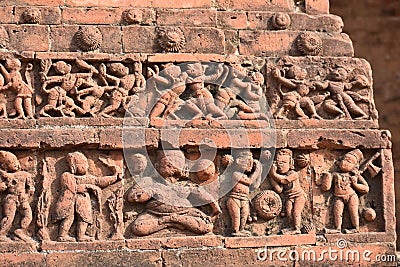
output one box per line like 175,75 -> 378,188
181,27 -> 225,54
61,7 -> 123,25
50,25 -> 79,52
6,25 -> 50,52
46,251 -> 162,267
122,8 -> 156,25
225,233 -> 316,248
247,12 -> 343,32
41,240 -> 125,251
157,9 -> 217,27
65,0 -> 211,8
15,6 -> 61,25
0,253 -> 46,266
286,130 -> 391,149
122,25 -> 156,53
2,0 -> 64,5
98,25 -> 122,53
224,29 -> 239,54
215,0 -> 294,11
238,31 -> 353,56
217,11 -> 247,29
0,6 -> 14,24
306,0 -> 330,14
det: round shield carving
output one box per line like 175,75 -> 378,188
253,190 -> 282,220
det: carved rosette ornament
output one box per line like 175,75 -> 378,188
271,13 -> 291,30
253,190 -> 282,220
296,32 -> 323,56
21,8 -> 41,24
75,26 -> 103,52
156,27 -> 186,53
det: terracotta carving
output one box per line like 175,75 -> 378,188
321,149 -> 369,234
53,152 -> 122,242
224,150 -> 262,236
156,27 -> 185,53
269,149 -> 307,235
148,64 -> 188,125
0,58 -> 34,119
0,151 -> 34,242
272,65 -> 322,120
296,32 -> 323,56
75,26 -> 103,52
271,13 -> 291,30
315,67 -> 369,120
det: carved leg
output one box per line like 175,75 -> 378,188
14,97 -> 25,118
346,194 -> 360,233
16,200 -> 33,240
131,213 -> 169,236
0,196 -> 17,241
24,97 -> 34,118
162,213 -> 213,235
226,197 -> 241,235
292,194 -> 306,233
57,216 -> 75,242
77,221 -> 94,242
239,200 -> 250,233
333,197 -> 345,232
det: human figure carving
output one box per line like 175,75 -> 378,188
321,149 -> 369,234
148,64 -> 188,125
184,62 -> 227,120
99,61 -> 146,117
40,60 -> 97,117
269,149 -> 306,235
315,67 -> 369,120
0,58 -> 34,119
53,152 -> 121,242
272,65 -> 322,120
224,150 -> 262,236
0,151 -> 34,242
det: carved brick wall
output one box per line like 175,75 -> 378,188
0,0 -> 396,266
331,0 -> 400,249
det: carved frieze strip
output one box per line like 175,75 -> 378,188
0,129 -> 390,149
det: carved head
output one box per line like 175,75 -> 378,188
108,63 -> 129,77
157,150 -> 186,179
128,153 -> 147,175
249,71 -> 264,86
232,150 -> 253,173
286,65 -> 307,80
127,183 -> 152,203
339,149 -> 363,173
193,159 -> 217,182
66,152 -> 89,175
0,151 -> 20,172
329,67 -> 348,82
275,149 -> 293,174
157,27 -> 185,53
132,61 -> 142,73
5,58 -> 22,71
186,63 -> 205,78
53,61 -> 72,75
22,8 -> 41,24
163,65 -> 182,79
